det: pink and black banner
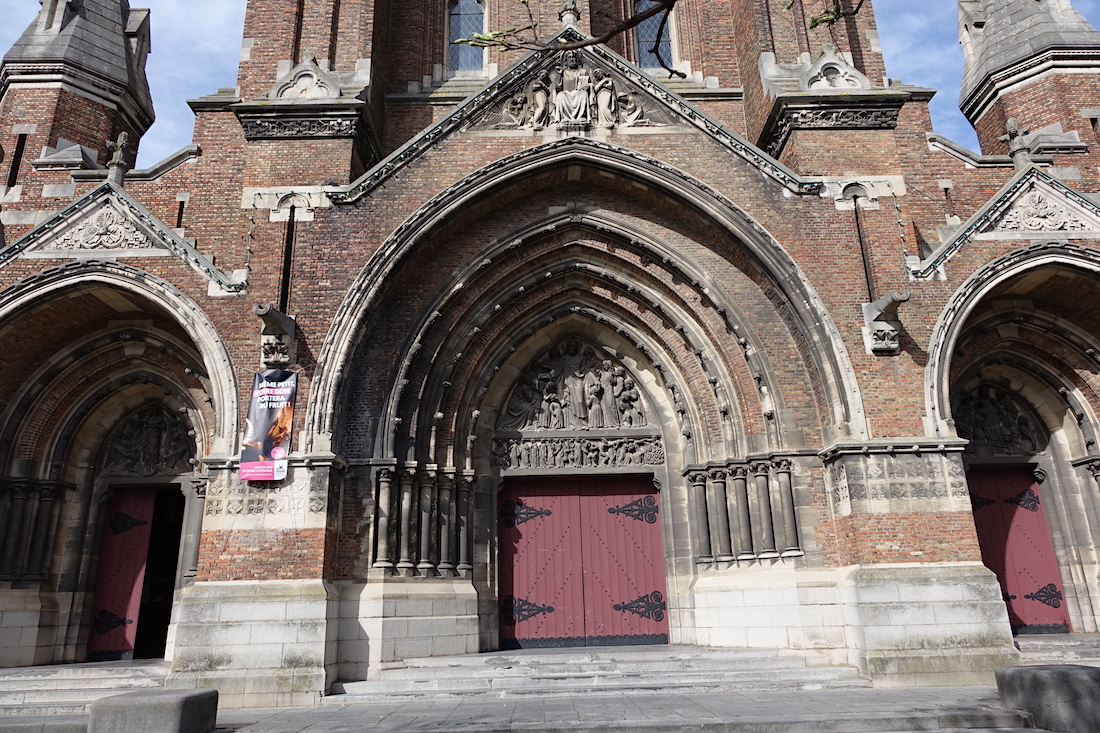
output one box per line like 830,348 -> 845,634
240,369 -> 297,481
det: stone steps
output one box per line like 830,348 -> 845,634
1015,632 -> 1100,666
0,661 -> 168,717
326,645 -> 873,703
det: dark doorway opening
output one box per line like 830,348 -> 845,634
88,486 -> 185,661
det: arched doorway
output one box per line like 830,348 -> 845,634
492,340 -> 669,648
0,267 -> 229,666
954,384 -> 1070,634
932,252 -> 1100,636
87,405 -> 195,661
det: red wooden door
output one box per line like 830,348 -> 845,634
968,465 -> 1070,634
499,475 -> 669,649
87,487 -> 156,661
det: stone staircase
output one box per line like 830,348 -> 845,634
1015,632 -> 1100,666
326,645 -> 874,703
0,659 -> 168,717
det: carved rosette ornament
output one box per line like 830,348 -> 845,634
993,190 -> 1089,232
54,203 -> 153,250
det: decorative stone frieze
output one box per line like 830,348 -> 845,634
821,443 -> 971,517
765,106 -> 901,158
492,436 -> 664,469
238,116 -> 360,140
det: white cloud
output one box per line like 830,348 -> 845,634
2,0 -> 1100,164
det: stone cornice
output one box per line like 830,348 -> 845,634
757,90 -> 919,159
961,48 -> 1100,125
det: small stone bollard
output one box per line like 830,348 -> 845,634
996,664 -> 1100,733
88,688 -> 219,733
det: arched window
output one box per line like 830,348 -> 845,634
634,0 -> 674,69
449,0 -> 486,74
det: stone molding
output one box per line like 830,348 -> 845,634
908,167 -> 1100,280
762,101 -> 902,159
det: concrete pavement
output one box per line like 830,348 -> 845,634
209,685 -> 1033,732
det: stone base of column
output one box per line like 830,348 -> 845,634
686,562 -> 1019,685
332,579 -> 479,682
165,579 -> 334,709
842,563 -> 1020,687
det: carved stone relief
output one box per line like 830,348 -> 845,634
492,436 -> 665,470
239,118 -> 360,140
953,384 -> 1047,457
497,339 -> 646,431
52,202 -> 154,251
827,452 -> 969,511
468,50 -> 678,132
992,190 -> 1090,232
765,108 -> 900,158
101,405 -> 194,477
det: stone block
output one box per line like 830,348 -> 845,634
88,689 -> 218,733
997,664 -> 1100,733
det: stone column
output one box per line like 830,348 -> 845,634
373,468 -> 395,569
24,483 -> 62,581
397,469 -> 416,570
417,470 -> 437,574
688,472 -> 713,563
772,459 -> 801,555
456,474 -> 473,575
751,462 -> 778,558
728,466 -> 754,559
0,481 -> 31,579
437,473 -> 455,575
707,469 -> 734,561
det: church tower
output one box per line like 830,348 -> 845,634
959,0 -> 1100,154
0,0 -> 154,202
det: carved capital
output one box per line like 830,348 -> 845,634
729,465 -> 750,480
771,458 -> 793,473
708,468 -> 728,483
438,474 -> 456,491
190,478 -> 209,498
750,462 -> 771,476
377,467 -> 395,483
687,472 -> 708,486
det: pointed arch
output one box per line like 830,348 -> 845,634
305,137 -> 868,455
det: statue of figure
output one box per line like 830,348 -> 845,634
585,374 -> 605,429
501,93 -> 528,127
599,360 -> 621,427
619,378 -> 645,427
618,92 -> 647,126
560,340 -> 589,428
528,74 -> 552,130
554,50 -> 591,125
593,68 -> 616,128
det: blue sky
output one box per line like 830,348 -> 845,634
3,0 -> 1100,167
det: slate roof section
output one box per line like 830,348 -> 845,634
959,0 -> 1100,106
3,0 -> 153,119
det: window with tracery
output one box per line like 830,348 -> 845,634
449,0 -> 486,74
634,0 -> 675,69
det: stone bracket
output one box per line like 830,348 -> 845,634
254,302 -> 298,367
862,289 -> 909,355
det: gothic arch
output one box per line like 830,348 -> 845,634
929,242 -> 1100,634
0,261 -> 238,453
306,137 -> 868,456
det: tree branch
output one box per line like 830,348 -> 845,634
457,0 -> 685,78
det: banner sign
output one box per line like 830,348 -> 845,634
240,369 -> 297,481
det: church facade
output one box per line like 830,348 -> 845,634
2,0 -> 1100,708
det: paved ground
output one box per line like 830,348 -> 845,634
210,686 -> 1029,732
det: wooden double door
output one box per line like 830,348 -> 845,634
499,475 -> 669,649
968,465 -> 1070,634
87,486 -> 185,661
